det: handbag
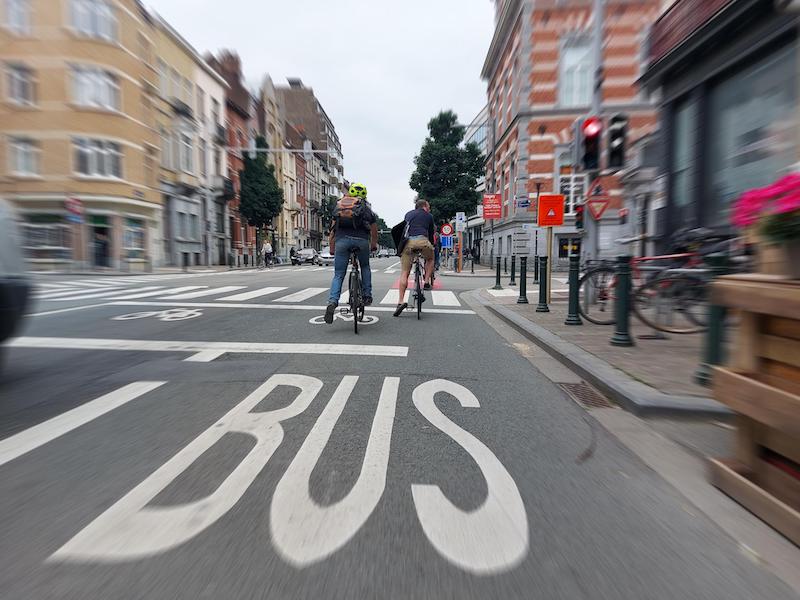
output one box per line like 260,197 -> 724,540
391,221 -> 409,256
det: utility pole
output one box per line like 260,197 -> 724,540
585,0 -> 605,263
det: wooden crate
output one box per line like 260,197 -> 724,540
710,276 -> 800,546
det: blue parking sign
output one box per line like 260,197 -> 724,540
441,236 -> 453,249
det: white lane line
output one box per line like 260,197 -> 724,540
9,337 -> 410,358
273,287 -> 328,303
35,283 -> 72,290
71,281 -> 124,288
35,287 -> 125,300
110,286 -> 205,300
385,269 -> 398,274
158,286 -> 244,300
0,381 -> 166,467
108,301 -> 475,315
385,261 -> 401,272
44,286 -> 164,302
183,350 -> 225,362
431,291 -> 460,306
26,303 -> 111,317
217,287 -> 287,302
380,290 -> 410,305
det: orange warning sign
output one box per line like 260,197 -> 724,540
537,194 -> 565,227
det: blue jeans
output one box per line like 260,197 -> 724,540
328,236 -> 372,304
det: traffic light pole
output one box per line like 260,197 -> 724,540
585,0 -> 605,264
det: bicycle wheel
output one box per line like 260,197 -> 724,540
415,263 -> 422,320
633,274 -> 708,334
348,269 -> 361,334
578,267 -> 617,325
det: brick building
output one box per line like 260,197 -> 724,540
206,51 -> 256,266
481,0 -> 661,268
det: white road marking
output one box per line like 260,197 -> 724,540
273,287 -> 328,303
486,289 -> 518,297
107,300 -> 476,315
9,336 -> 410,357
35,287 -> 124,300
431,291 -> 460,306
380,290 -> 410,305
110,286 -> 205,300
35,283 -> 72,290
45,286 -> 164,302
51,375 -> 325,562
385,261 -> 401,273
412,379 -> 529,574
26,303 -> 112,317
69,281 -> 122,288
159,286 -> 244,300
216,286 -> 287,302
0,381 -> 166,467
338,290 -> 349,305
183,350 -> 224,362
271,376 -> 398,566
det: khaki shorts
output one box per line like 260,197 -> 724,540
401,238 -> 434,271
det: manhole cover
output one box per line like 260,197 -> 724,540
560,382 -> 613,409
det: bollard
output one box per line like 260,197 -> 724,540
564,255 -> 582,325
536,256 -> 549,312
517,257 -> 529,304
695,253 -> 731,385
493,256 -> 503,290
610,255 -> 634,347
182,253 -> 188,272
510,255 -> 516,286
504,257 -> 508,274
533,254 -> 539,282
471,257 -> 474,274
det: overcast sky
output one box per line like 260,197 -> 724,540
152,0 -> 495,225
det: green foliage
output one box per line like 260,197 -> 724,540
409,110 -> 484,224
761,209 -> 800,243
239,136 -> 284,231
376,216 -> 394,249
321,195 -> 338,233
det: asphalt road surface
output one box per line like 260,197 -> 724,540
0,259 -> 796,599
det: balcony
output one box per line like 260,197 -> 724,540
169,97 -> 194,120
309,199 -> 321,212
649,0 -> 735,65
214,124 -> 226,145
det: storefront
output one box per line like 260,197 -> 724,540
642,0 -> 799,244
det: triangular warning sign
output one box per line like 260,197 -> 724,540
547,208 -> 556,217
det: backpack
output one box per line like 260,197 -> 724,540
334,196 -> 368,231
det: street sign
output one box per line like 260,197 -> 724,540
587,198 -> 610,220
482,194 -> 502,219
65,197 -> 84,224
440,223 -> 454,236
441,235 -> 453,249
516,197 -> 530,209
537,194 -> 565,227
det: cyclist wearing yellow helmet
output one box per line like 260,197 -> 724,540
324,182 -> 378,324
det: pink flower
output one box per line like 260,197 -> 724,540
774,191 -> 800,215
733,189 -> 766,228
732,172 -> 800,228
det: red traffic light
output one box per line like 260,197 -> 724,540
582,116 -> 602,138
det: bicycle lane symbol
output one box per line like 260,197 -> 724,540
308,313 -> 379,325
112,308 -> 204,322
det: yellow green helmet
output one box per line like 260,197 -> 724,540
349,183 -> 367,198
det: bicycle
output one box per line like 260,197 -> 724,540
340,247 -> 365,334
409,250 -> 426,320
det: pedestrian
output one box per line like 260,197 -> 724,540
262,240 -> 274,267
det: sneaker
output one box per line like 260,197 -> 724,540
423,283 -> 431,290
324,302 -> 337,324
393,302 -> 408,317
364,296 -> 373,306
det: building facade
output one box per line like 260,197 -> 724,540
282,122 -> 302,253
1,0 -> 161,270
641,0 -> 799,245
481,0 -> 660,268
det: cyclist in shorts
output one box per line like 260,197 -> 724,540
393,199 -> 435,317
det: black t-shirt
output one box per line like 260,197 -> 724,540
334,200 -> 376,240
404,208 -> 434,244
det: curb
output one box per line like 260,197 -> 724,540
486,302 -> 731,418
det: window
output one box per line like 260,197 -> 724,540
71,0 -> 117,42
558,152 -> 586,214
178,212 -> 187,238
5,0 -> 30,34
158,60 -> 168,96
9,137 -> 39,175
196,88 -> 205,123
22,216 -> 71,261
179,133 -> 193,173
123,218 -> 145,256
71,66 -> 119,110
214,146 -> 221,176
191,214 -> 199,239
671,98 -> 697,225
211,98 -> 220,126
159,127 -> 172,169
199,138 -> 207,177
170,68 -> 180,99
559,37 -> 592,108
6,64 -> 35,105
182,77 -> 192,106
73,138 -> 122,177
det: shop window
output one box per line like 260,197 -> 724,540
558,237 -> 582,258
671,97 -> 698,226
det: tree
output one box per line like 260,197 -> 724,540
376,216 -> 394,249
239,136 -> 284,247
409,110 -> 484,224
321,195 -> 338,233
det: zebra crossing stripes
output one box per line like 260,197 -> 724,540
159,286 -> 244,300
42,286 -> 165,302
273,288 -> 328,303
216,287 -> 287,302
111,286 -> 206,300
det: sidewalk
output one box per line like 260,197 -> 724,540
480,287 -> 730,417
28,263 -> 292,277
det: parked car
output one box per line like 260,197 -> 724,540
318,248 -> 334,266
377,248 -> 391,258
0,199 -> 31,367
292,248 -> 320,265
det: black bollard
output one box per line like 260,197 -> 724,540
695,253 -> 730,386
564,255 -> 583,325
471,257 -> 474,274
536,256 -> 549,313
533,254 -> 539,282
510,255 -> 516,286
610,255 -> 635,347
517,257 -> 529,304
493,256 -> 503,290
